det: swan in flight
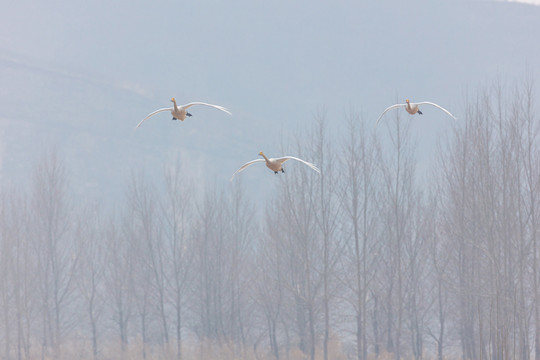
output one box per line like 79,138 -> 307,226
230,152 -> 321,180
136,98 -> 231,128
376,99 -> 456,125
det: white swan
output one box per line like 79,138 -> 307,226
136,98 -> 231,128
230,152 -> 321,180
376,99 -> 456,125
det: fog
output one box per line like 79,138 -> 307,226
2,0 -> 540,359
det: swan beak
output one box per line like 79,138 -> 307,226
170,97 -> 175,102
258,151 -> 264,156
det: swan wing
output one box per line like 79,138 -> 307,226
416,102 -> 457,119
182,102 -> 232,116
275,156 -> 321,173
136,107 -> 173,128
375,104 -> 406,125
230,159 -> 266,181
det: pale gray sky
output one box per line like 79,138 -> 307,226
500,0 -> 540,4
1,0 -> 539,199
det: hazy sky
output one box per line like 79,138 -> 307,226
1,0 -> 540,199
501,0 -> 540,4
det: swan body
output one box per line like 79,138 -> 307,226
230,152 -> 321,180
376,99 -> 456,125
136,98 -> 231,128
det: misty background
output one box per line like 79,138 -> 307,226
2,0 -> 540,359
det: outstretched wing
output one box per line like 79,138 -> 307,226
275,156 -> 321,174
183,102 -> 232,116
230,159 -> 266,181
375,103 -> 406,126
135,107 -> 173,128
416,102 -> 457,120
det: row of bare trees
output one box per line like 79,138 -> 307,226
1,81 -> 539,359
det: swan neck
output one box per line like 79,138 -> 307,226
260,153 -> 270,162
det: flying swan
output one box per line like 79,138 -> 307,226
136,98 -> 231,128
230,152 -> 321,180
376,99 -> 456,126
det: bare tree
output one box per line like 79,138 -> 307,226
338,112 -> 380,360
423,191 -> 450,360
223,179 -> 256,353
377,110 -> 419,359
309,114 -> 343,360
275,136 -> 324,360
31,151 -> 78,359
191,187 -> 227,344
438,100 -> 479,359
0,191 -> 13,358
403,191 -> 429,359
436,80 -> 540,359
514,78 -> 540,360
161,160 -> 194,360
0,189 -> 18,359
75,202 -> 106,360
125,172 -> 165,359
2,188 -> 34,360
254,203 -> 286,359
104,215 -> 133,356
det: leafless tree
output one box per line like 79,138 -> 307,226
223,179 -> 256,353
436,80 -> 540,359
254,203 -> 286,359
0,190 -> 14,359
338,112 -> 380,360
513,78 -> 540,360
161,160 -> 194,360
191,186 -> 227,343
377,109 -> 419,359
0,187 -> 35,360
75,202 -> 106,360
272,129 -> 328,360
125,172 -> 165,359
308,114 -> 343,360
104,215 -> 133,356
422,191 -> 450,360
30,151 -> 78,359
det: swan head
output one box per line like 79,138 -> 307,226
170,97 -> 176,103
405,99 -> 410,104
258,151 -> 264,157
